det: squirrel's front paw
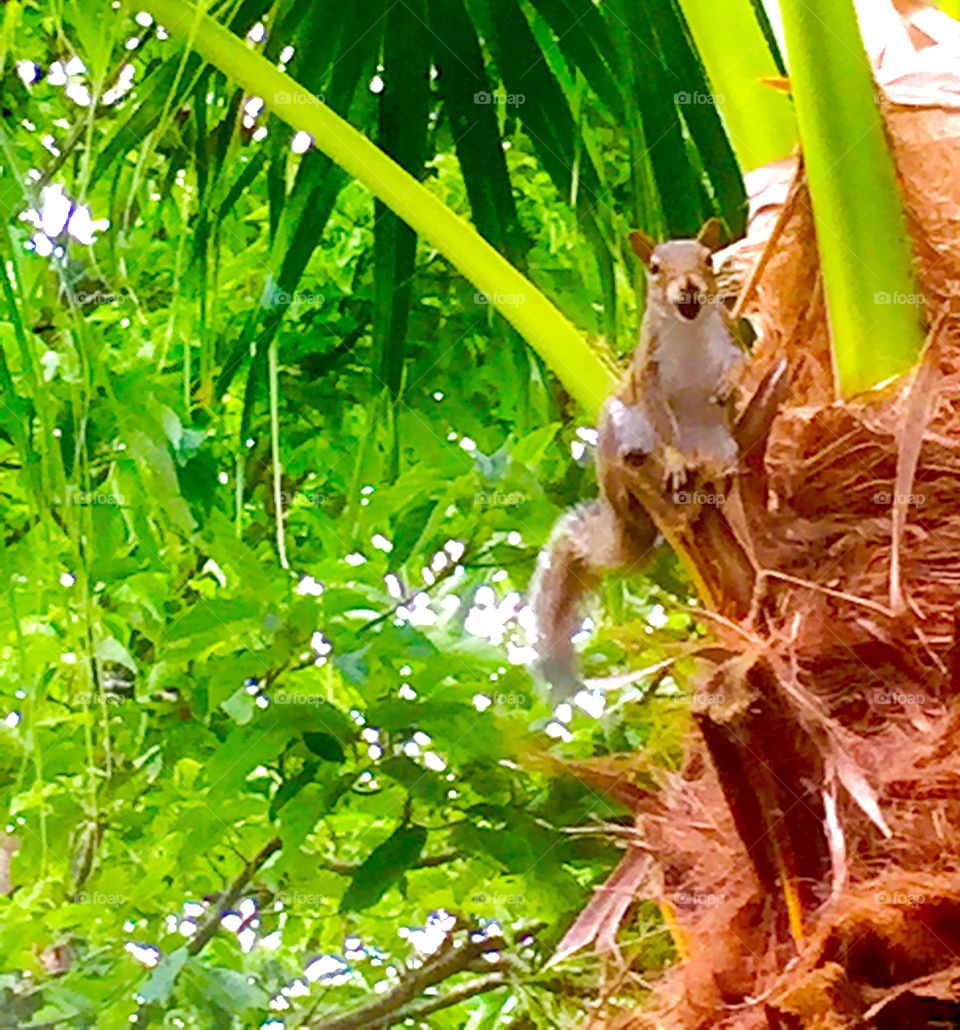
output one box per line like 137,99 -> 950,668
661,446 -> 689,496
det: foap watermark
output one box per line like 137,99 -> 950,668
673,490 -> 725,507
471,891 -> 526,906
674,91 -> 723,105
276,890 -> 326,907
272,692 -> 326,706
473,91 -> 525,107
273,91 -> 325,106
475,490 -> 526,508
680,692 -> 727,707
873,491 -> 925,507
671,289 -> 725,310
874,291 -> 925,307
876,890 -> 925,907
474,290 -> 525,307
874,691 -> 925,706
76,289 -> 126,306
75,692 -> 126,706
65,486 -> 125,507
74,891 -> 127,907
492,692 -> 528,708
279,491 -> 326,508
673,890 -> 724,908
269,289 -> 325,308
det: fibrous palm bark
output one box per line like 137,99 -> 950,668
559,7 -> 960,1026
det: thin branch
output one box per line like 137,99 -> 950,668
764,569 -> 894,617
370,973 -> 508,1029
310,928 -> 503,1030
353,553 -> 466,639
323,852 -> 459,875
187,836 -> 281,955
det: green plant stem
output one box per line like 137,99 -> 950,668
779,0 -> 925,396
135,0 -> 618,418
677,0 -> 797,169
268,339 -> 288,569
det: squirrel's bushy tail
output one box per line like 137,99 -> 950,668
530,500 -> 656,697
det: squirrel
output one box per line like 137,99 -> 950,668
530,220 -> 747,699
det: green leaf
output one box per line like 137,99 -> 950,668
277,779 -> 334,850
528,0 -> 625,123
427,0 -> 526,263
618,2 -> 710,237
642,0 -> 747,234
303,731 -> 346,762
185,963 -> 269,1013
475,0 -> 609,227
139,948 -> 188,1004
374,0 -> 430,401
221,687 -> 255,725
94,635 -> 137,673
270,760 -> 319,819
63,0 -> 119,81
339,824 -> 428,912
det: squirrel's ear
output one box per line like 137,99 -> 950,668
629,230 -> 656,266
697,217 -> 725,253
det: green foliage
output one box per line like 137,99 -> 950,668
0,0 -> 766,1025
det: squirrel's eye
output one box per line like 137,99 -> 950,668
649,259 -> 660,275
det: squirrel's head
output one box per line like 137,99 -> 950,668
629,219 -> 723,322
